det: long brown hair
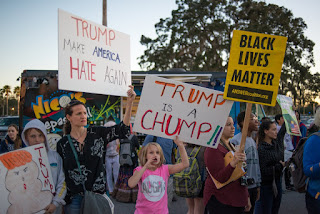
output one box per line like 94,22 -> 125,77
7,124 -> 22,150
258,120 -> 276,143
63,100 -> 86,135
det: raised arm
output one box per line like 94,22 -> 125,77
168,136 -> 189,175
123,85 -> 136,126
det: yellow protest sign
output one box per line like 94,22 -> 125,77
224,30 -> 287,106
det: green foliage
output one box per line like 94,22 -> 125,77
138,0 -> 318,106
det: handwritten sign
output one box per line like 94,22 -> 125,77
58,9 -> 131,96
277,95 -> 301,136
133,75 -> 234,148
0,145 -> 55,214
224,30 -> 287,106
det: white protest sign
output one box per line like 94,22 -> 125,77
0,145 -> 55,214
133,75 -> 234,148
277,95 -> 301,136
58,9 -> 131,96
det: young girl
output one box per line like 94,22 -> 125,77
21,119 -> 66,214
128,136 -> 189,214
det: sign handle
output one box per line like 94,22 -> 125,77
239,103 -> 252,153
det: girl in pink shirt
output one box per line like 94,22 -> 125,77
128,136 -> 189,214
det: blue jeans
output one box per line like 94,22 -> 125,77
306,192 -> 320,214
64,195 -> 83,214
254,179 -> 282,214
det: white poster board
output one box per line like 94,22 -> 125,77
133,75 -> 234,148
0,145 -> 55,214
58,9 -> 131,96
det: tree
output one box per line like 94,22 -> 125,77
13,86 -> 20,116
138,0 -> 316,106
3,85 -> 11,116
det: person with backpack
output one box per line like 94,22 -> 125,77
204,116 -> 251,214
104,121 -> 121,195
112,132 -> 140,203
303,108 -> 320,214
255,120 -> 286,214
175,143 -> 206,214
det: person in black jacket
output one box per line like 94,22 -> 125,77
0,124 -> 25,154
255,120 -> 285,214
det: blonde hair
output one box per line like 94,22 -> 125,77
139,143 -> 165,167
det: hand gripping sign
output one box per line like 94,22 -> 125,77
133,75 -> 234,149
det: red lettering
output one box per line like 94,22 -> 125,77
197,92 -> 214,107
188,88 -> 199,103
165,115 -> 182,136
152,112 -> 167,132
141,110 -> 153,130
71,16 -> 82,36
213,94 -> 226,108
82,20 -> 88,38
197,123 -> 212,139
172,85 -> 185,101
34,146 -> 44,157
109,30 -> 116,46
90,25 -> 97,40
155,81 -> 176,96
70,57 -> 79,79
179,120 -> 196,138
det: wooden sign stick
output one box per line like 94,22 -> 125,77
239,103 -> 252,153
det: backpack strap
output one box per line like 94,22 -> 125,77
190,145 -> 201,158
67,134 -> 86,192
128,134 -> 134,141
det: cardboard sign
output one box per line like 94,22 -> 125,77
277,95 -> 301,136
133,75 -> 234,148
224,30 -> 287,106
58,9 -> 131,96
0,145 -> 55,214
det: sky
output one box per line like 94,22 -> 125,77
0,0 -> 319,89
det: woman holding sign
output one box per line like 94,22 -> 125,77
56,86 -> 136,214
204,116 -> 251,214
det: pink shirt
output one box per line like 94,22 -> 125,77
134,164 -> 169,214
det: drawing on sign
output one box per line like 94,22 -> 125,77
0,149 -> 53,214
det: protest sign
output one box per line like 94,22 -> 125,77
0,145 -> 55,214
277,95 -> 301,136
133,75 -> 234,148
224,30 -> 287,106
58,9 -> 131,96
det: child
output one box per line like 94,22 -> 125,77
21,119 -> 66,214
128,136 -> 189,214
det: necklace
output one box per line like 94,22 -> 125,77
72,128 -> 86,141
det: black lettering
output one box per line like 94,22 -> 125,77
263,54 -> 270,67
238,51 -> 244,65
266,73 -> 274,85
253,36 -> 260,49
256,72 -> 262,84
231,69 -> 242,82
257,53 -> 264,67
260,73 -> 267,85
250,71 -> 256,83
240,35 -> 247,47
261,37 -> 267,49
242,71 -> 249,83
267,38 -> 275,50
250,52 -> 258,66
248,36 -> 253,48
